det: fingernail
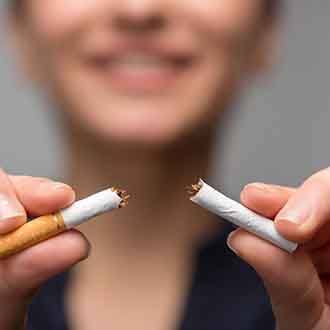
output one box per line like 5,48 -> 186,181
0,194 -> 25,221
86,241 -> 92,257
227,231 -> 239,255
245,182 -> 279,193
276,202 -> 312,225
51,182 -> 71,190
80,242 -> 92,262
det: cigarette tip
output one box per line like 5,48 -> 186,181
112,187 -> 130,208
186,179 -> 203,197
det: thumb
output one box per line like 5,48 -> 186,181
227,229 -> 325,330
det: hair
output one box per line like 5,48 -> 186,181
265,0 -> 282,18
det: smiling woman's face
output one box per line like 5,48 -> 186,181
12,0 -> 274,145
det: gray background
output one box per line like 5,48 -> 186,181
0,1 -> 329,198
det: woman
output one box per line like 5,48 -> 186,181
1,1 -> 330,329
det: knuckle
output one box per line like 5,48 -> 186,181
308,168 -> 330,190
0,168 -> 10,183
28,176 -> 53,186
19,177 -> 55,194
0,167 -> 7,175
9,176 -> 51,192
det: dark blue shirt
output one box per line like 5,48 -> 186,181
27,224 -> 275,330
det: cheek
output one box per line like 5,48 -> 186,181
25,0 -> 107,42
182,0 -> 262,35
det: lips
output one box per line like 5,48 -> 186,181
83,43 -> 198,93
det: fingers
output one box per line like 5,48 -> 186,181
0,169 -> 76,235
9,175 -> 76,216
0,230 -> 90,329
1,229 -> 90,295
240,183 -> 296,218
275,167 -> 330,244
227,229 -> 324,330
0,169 -> 27,234
227,174 -> 330,329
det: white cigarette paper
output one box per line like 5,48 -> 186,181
190,180 -> 298,253
0,187 -> 129,259
60,188 -> 124,228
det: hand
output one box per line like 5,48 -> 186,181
227,167 -> 330,330
0,168 -> 90,330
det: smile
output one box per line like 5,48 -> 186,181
83,42 -> 198,94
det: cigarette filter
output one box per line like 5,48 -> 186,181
0,187 -> 129,259
188,179 -> 298,253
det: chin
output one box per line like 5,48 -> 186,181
76,109 -> 191,148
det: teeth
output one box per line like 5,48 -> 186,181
113,53 -> 167,68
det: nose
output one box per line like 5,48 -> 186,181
112,0 -> 168,32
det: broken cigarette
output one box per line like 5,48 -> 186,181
188,179 -> 298,253
0,187 -> 129,259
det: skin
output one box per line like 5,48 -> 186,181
1,1 -> 330,329
10,0 -> 270,145
229,169 -> 330,330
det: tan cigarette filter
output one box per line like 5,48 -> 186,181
0,214 -> 66,258
0,187 -> 126,259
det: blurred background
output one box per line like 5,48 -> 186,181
0,0 -> 329,198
